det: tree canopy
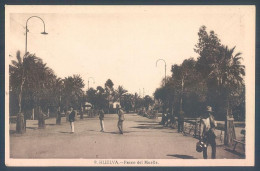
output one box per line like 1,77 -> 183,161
154,25 -> 245,121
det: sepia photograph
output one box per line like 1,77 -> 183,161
5,5 -> 255,166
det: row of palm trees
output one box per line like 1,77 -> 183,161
86,79 -> 154,113
9,51 -> 86,133
9,52 -> 155,133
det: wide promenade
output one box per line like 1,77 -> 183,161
9,113 -> 244,159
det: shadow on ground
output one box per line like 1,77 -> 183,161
103,131 -> 121,135
9,130 -> 16,134
138,123 -> 158,125
26,127 -> 38,130
33,123 -> 56,126
135,120 -> 158,123
224,148 -> 245,158
102,131 -> 135,134
131,124 -> 170,130
167,154 -> 197,159
45,124 -> 56,126
59,131 -> 72,134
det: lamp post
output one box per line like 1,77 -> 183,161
16,16 -> 48,133
56,79 -> 64,125
88,77 -> 95,90
156,59 -> 167,86
25,16 -> 48,129
59,79 -> 64,112
156,58 -> 167,125
25,16 -> 48,53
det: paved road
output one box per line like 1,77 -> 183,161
9,113 -> 244,159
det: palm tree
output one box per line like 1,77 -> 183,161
10,51 -> 36,132
115,85 -> 128,103
63,75 -> 85,110
208,46 -> 245,115
10,51 -> 57,133
10,51 -> 26,133
207,46 -> 245,145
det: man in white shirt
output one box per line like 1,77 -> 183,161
116,104 -> 125,134
200,106 -> 217,159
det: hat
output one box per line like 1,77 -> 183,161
206,106 -> 213,112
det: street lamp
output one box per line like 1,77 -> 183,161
88,77 -> 95,90
16,16 -> 48,133
59,79 -> 64,112
156,59 -> 167,86
156,59 -> 167,125
25,16 -> 48,53
56,79 -> 64,124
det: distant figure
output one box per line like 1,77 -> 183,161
165,108 -> 171,127
38,108 -> 46,129
69,107 -> 76,133
117,104 -> 125,134
56,109 -> 61,125
66,110 -> 70,122
160,106 -> 167,125
178,110 -> 184,133
80,107 -> 84,119
199,106 -> 217,159
99,108 -> 105,132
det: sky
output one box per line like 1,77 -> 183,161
7,6 -> 254,96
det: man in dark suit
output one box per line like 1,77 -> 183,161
99,108 -> 105,132
178,110 -> 184,133
69,107 -> 75,133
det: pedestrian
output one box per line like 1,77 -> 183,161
69,107 -> 75,133
56,109 -> 61,125
38,107 -> 46,129
199,106 -> 217,159
178,110 -> 184,133
80,107 -> 84,120
117,104 -> 125,134
160,106 -> 167,125
165,108 -> 171,127
99,108 -> 105,132
66,109 -> 70,122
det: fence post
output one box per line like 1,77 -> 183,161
224,116 -> 236,146
194,119 -> 197,138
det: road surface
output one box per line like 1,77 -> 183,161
9,113 -> 245,159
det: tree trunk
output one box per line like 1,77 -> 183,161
180,77 -> 184,112
16,112 -> 25,133
56,107 -> 61,124
224,101 -> 236,146
16,78 -> 26,133
32,108 -> 34,120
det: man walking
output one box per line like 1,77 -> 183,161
69,107 -> 75,133
117,104 -> 125,134
199,106 -> 217,159
99,108 -> 105,132
178,110 -> 184,133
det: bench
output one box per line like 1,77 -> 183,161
233,129 -> 245,151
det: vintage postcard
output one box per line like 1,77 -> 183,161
5,5 -> 255,166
